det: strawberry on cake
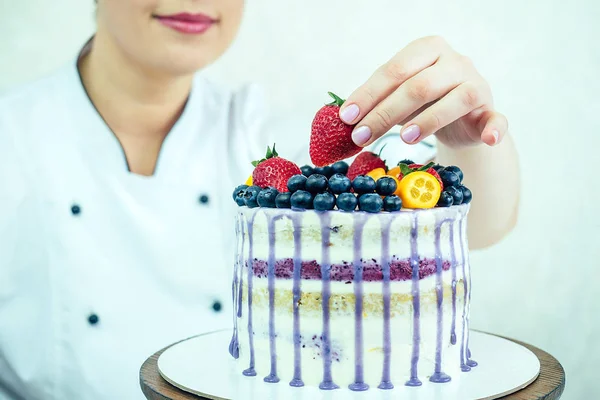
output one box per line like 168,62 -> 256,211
228,93 -> 477,391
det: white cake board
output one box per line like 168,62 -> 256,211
158,330 -> 539,400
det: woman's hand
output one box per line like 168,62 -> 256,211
339,36 -> 508,149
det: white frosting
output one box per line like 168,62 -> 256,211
244,208 -> 462,264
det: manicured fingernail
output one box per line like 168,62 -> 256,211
401,125 -> 421,143
491,130 -> 499,145
340,104 -> 360,124
352,126 -> 371,146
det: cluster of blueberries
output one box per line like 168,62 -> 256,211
232,161 -> 401,213
432,165 -> 473,207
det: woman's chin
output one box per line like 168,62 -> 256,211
148,51 -> 221,77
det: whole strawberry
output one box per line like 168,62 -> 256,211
309,92 -> 362,167
252,145 -> 301,192
347,151 -> 387,181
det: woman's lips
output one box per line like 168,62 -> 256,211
155,13 -> 216,34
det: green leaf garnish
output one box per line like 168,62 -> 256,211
251,143 -> 279,167
416,162 -> 435,171
398,163 -> 413,176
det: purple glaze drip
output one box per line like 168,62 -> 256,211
450,221 -> 457,346
243,211 -> 257,377
463,210 -> 477,368
467,348 -> 478,367
290,213 -> 304,387
430,219 -> 451,383
229,215 -> 241,359
378,216 -> 394,390
459,210 -> 471,372
349,214 -> 369,392
318,212 -> 339,390
405,213 -> 422,387
237,217 -> 245,319
264,212 -> 280,383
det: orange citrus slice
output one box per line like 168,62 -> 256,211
366,168 -> 387,181
245,175 -> 253,186
387,166 -> 401,178
397,171 -> 441,209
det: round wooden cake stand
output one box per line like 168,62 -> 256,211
140,333 -> 565,400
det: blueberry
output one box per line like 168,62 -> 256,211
359,193 -> 383,213
301,165 -> 314,177
383,195 -> 402,211
275,192 -> 292,208
376,177 -> 397,196
432,164 -> 444,172
398,159 -> 414,165
328,173 -> 352,194
352,175 -> 377,194
290,190 -> 314,209
445,186 -> 464,205
313,166 -> 333,178
305,174 -> 328,193
459,185 -> 472,204
336,192 -> 358,212
232,184 -> 249,202
439,169 -> 461,188
437,191 -> 454,207
257,187 -> 279,208
444,166 -> 464,182
235,193 -> 246,206
331,161 -> 349,175
287,174 -> 308,192
313,192 -> 336,211
244,186 -> 261,208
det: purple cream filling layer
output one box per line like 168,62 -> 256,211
250,257 -> 451,282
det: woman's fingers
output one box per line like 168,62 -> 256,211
399,80 -> 492,144
339,36 -> 450,127
351,60 -> 471,147
479,110 -> 509,146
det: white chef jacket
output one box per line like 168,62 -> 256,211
0,48 -> 282,399
0,46 -> 435,400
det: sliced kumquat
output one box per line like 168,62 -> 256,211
397,171 -> 441,209
245,175 -> 253,186
366,168 -> 387,181
387,166 -> 401,178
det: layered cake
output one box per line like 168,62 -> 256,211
228,143 -> 477,390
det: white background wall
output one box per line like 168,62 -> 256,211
1,0 -> 598,398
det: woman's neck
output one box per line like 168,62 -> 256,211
78,31 -> 195,175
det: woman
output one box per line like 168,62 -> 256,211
0,0 -> 519,398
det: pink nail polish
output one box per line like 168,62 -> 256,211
352,126 -> 371,146
492,130 -> 499,144
340,104 -> 360,124
401,125 -> 421,143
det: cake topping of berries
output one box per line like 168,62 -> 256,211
347,151 -> 387,181
309,92 -> 362,167
252,144 -> 302,193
